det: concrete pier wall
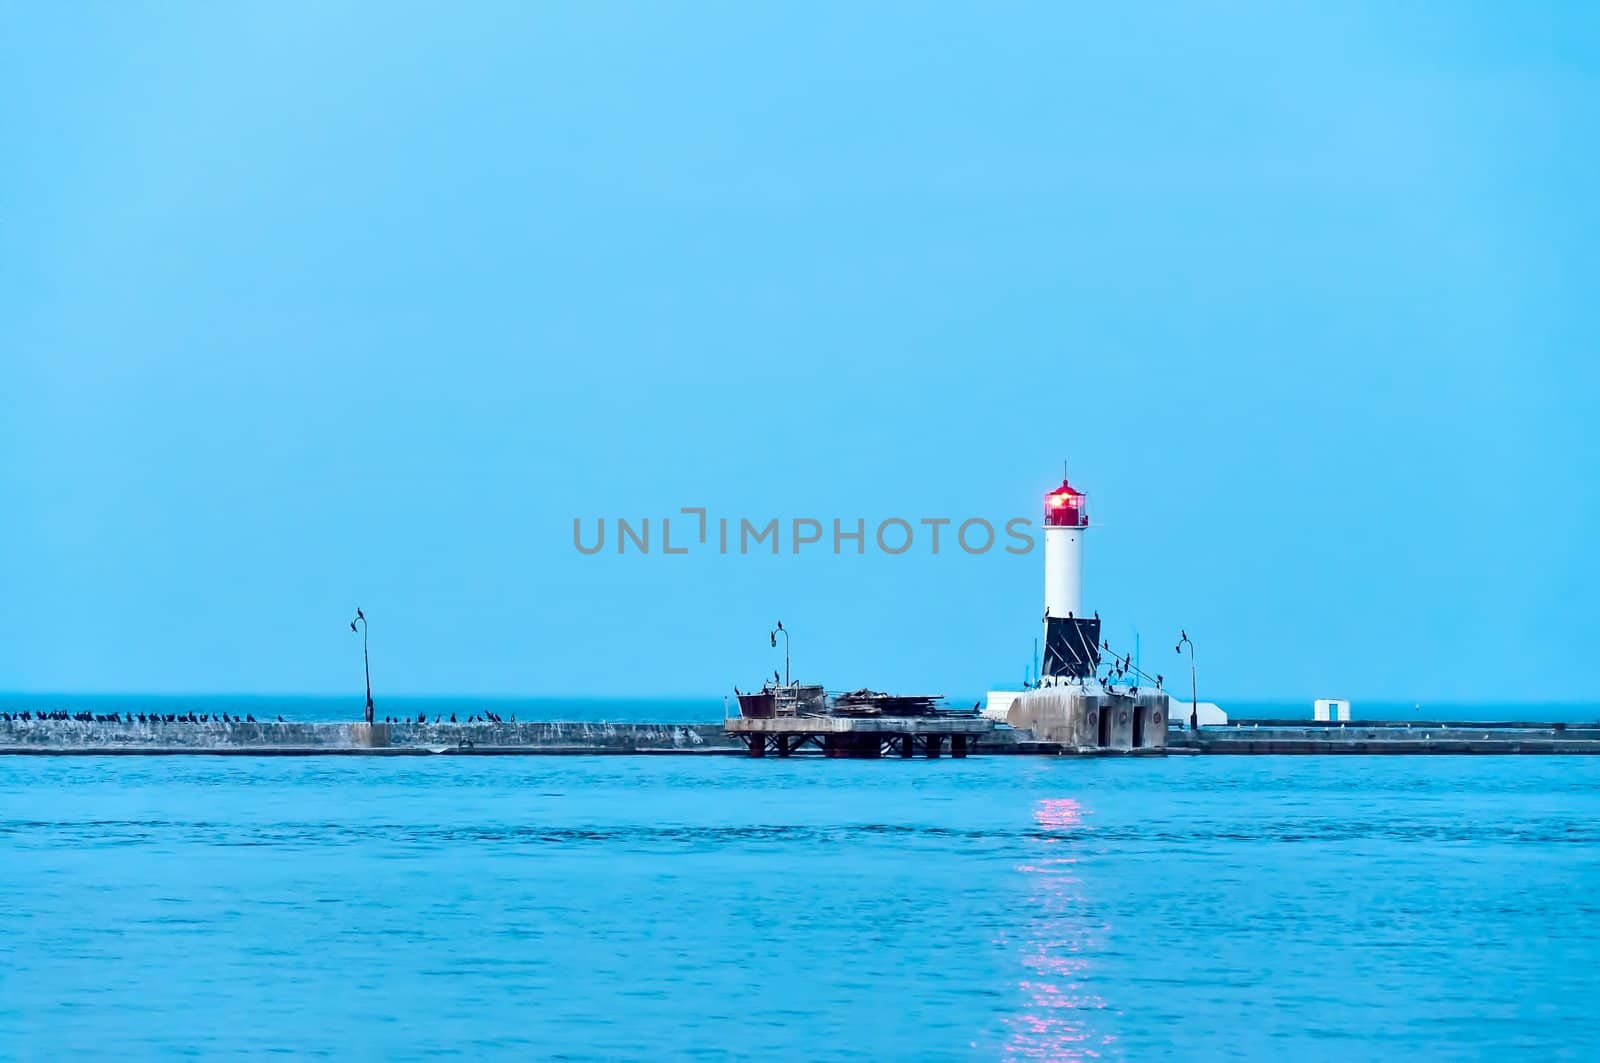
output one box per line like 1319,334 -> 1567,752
1169,723 -> 1600,755
7,717 -> 1598,756
0,718 -> 740,754
1004,690 -> 1168,751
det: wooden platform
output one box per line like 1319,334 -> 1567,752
724,715 -> 994,758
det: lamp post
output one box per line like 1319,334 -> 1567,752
350,608 -> 373,724
1175,630 -> 1197,731
770,621 -> 789,687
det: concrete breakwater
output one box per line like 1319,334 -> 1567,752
1170,721 -> 1600,755
0,718 -> 742,755
6,717 -> 1600,756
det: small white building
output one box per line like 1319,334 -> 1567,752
1314,698 -> 1351,722
983,690 -> 1022,722
1173,699 -> 1229,727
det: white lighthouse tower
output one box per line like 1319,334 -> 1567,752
1043,474 -> 1087,623
1040,470 -> 1101,685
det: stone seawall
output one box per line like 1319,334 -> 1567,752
0,718 -> 741,754
1168,723 -> 1600,755
8,718 -> 1597,756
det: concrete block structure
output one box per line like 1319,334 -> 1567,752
1005,689 -> 1168,752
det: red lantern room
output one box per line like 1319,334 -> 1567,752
1044,479 -> 1088,528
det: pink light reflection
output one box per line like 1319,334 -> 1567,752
1001,797 -> 1118,1060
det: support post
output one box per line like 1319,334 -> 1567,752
900,735 -> 914,758
925,735 -> 943,758
952,734 -> 968,758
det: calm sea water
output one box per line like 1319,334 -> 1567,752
3,753 -> 1598,1059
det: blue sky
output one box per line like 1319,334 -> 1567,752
3,3 -> 1596,702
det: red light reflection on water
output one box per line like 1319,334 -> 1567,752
1001,797 -> 1117,1060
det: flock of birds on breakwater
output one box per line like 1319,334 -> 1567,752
2,710 -> 523,726
3,710 -> 265,723
380,712 -> 515,725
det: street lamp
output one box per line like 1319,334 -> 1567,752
350,608 -> 373,724
769,621 -> 789,687
1175,630 -> 1197,731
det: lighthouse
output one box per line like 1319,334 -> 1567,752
1043,477 -> 1086,620
983,462 -> 1173,746
1041,471 -> 1101,683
